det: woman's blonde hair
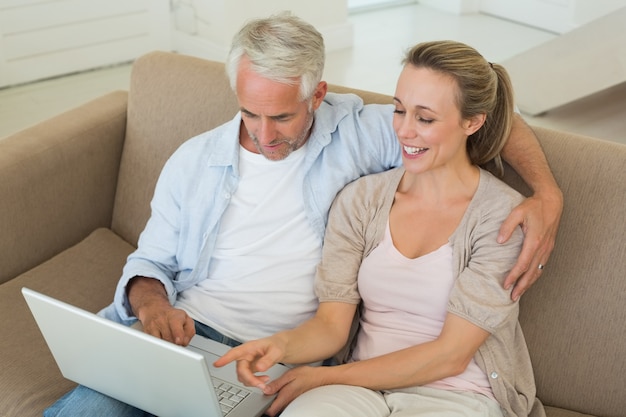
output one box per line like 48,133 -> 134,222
403,40 -> 515,176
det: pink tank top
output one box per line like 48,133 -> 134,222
351,221 -> 494,400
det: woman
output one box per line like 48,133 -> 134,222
216,40 -> 543,417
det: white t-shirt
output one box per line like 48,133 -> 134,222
176,144 -> 322,341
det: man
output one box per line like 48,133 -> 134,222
45,12 -> 562,416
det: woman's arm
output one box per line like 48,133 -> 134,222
214,302 -> 357,386
324,313 -> 488,389
262,313 -> 489,415
500,114 -> 563,300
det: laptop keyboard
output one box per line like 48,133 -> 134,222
213,378 -> 251,416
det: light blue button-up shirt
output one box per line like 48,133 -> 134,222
101,92 -> 401,326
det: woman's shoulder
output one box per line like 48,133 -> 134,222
338,167 -> 403,201
477,168 -> 525,207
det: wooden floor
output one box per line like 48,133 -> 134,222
1,3 -> 624,145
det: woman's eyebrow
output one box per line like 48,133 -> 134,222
393,97 -> 435,112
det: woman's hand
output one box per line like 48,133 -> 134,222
214,335 -> 287,389
262,366 -> 327,416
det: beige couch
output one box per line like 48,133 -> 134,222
1,51 -> 624,417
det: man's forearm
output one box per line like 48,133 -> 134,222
501,114 -> 560,196
126,276 -> 171,321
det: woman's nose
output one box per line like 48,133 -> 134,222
396,116 -> 417,139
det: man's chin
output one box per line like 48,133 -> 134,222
262,151 -> 290,161
258,144 -> 293,161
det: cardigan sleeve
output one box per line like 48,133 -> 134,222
447,171 -> 525,333
314,168 -> 402,304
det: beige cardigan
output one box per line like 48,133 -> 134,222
315,167 -> 545,417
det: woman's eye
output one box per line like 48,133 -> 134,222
393,109 -> 405,115
418,117 -> 434,124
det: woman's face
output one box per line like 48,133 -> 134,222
392,65 -> 481,175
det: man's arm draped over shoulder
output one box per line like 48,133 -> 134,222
499,114 -> 563,300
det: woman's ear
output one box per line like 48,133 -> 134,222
463,113 -> 486,136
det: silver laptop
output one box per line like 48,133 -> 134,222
22,287 -> 288,417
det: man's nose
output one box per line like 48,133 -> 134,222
257,119 -> 276,143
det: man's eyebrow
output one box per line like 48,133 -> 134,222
270,112 -> 295,119
240,107 -> 256,116
240,108 -> 295,119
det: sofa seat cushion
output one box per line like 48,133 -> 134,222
0,228 -> 134,417
544,406 -> 596,417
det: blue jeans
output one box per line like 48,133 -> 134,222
43,321 -> 242,417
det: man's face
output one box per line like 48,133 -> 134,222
236,57 -> 326,161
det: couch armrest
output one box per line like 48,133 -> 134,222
0,91 -> 128,284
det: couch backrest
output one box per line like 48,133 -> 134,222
502,129 -> 626,417
111,51 -> 239,244
113,52 -> 626,416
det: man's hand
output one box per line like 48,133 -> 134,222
498,189 -> 563,300
127,276 -> 195,346
499,114 -> 564,300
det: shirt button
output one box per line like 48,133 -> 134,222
223,193 -> 231,199
490,372 -> 499,379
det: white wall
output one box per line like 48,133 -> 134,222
171,0 -> 353,61
0,0 -> 351,87
419,0 -> 626,33
0,0 -> 170,87
573,0 -> 626,25
417,0 -> 479,14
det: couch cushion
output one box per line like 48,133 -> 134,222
544,406 -> 596,417
0,228 -> 134,417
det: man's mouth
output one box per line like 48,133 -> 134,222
404,145 -> 428,155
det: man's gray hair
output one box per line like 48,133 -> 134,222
225,12 -> 325,101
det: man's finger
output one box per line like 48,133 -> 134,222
156,322 -> 174,343
170,318 -> 189,346
510,267 -> 541,301
503,243 -> 532,291
497,208 -> 524,244
511,246 -> 552,301
144,324 -> 163,340
182,315 -> 195,345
